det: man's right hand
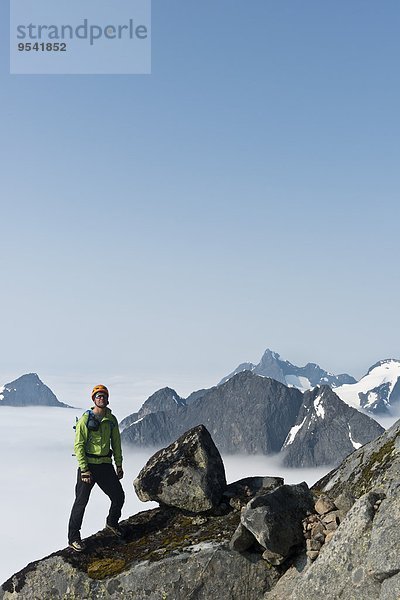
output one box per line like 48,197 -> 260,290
81,470 -> 93,484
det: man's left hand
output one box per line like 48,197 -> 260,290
116,466 -> 124,479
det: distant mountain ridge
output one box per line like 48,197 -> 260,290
121,371 -> 384,467
0,373 -> 71,408
220,349 -> 400,415
219,348 -> 356,390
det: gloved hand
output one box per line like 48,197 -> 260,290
116,466 -> 124,480
81,470 -> 93,484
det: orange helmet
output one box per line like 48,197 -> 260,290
91,384 -> 109,401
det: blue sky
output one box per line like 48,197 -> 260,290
0,1 -> 399,397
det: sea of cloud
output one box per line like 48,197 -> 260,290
2,401 -> 396,586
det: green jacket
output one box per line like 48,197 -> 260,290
74,407 -> 123,472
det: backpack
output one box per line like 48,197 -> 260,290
73,409 -> 116,432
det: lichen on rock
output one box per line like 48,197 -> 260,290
87,558 -> 126,580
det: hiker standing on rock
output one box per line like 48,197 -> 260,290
68,385 -> 125,552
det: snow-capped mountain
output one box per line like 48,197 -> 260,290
334,359 -> 400,414
219,348 -> 356,391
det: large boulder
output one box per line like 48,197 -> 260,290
133,424 -> 227,513
232,482 -> 314,565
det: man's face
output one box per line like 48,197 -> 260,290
94,392 -> 108,407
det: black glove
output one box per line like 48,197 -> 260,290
116,466 -> 124,480
81,470 -> 93,484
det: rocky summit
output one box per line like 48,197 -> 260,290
2,421 -> 400,599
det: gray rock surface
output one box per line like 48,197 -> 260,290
314,417 -> 400,501
265,491 -> 384,600
364,482 -> 400,583
1,546 -> 279,600
230,522 -> 258,552
380,571 -> 400,600
1,506 -> 280,600
134,424 -> 227,513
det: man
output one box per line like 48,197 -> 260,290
68,384 -> 125,552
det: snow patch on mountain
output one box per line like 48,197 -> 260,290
348,425 -> 362,450
283,417 -> 307,447
314,394 -> 325,419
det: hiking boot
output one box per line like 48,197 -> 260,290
69,539 -> 85,552
105,522 -> 123,537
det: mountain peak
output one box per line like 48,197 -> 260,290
0,373 -> 71,408
366,358 -> 400,375
261,349 -> 281,360
220,349 -> 356,391
11,372 -> 40,383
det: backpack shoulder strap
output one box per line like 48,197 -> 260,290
73,410 -> 91,430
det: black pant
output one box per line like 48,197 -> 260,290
68,463 -> 125,543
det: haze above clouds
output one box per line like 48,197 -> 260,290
0,2 -> 399,388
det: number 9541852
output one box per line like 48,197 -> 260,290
18,42 -> 67,51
